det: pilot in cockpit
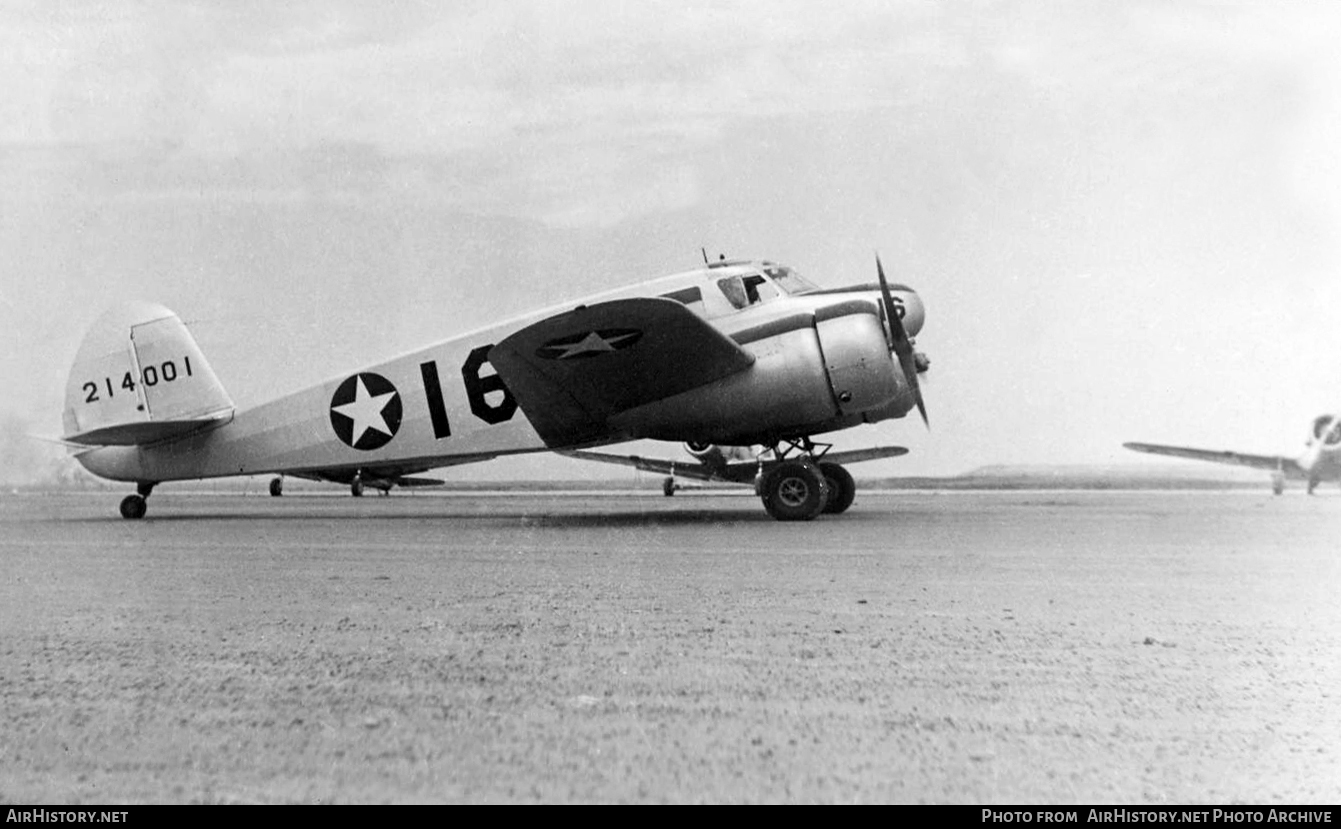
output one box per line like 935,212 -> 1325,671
717,274 -> 780,310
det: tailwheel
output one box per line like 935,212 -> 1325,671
269,477 -> 283,497
760,460 -> 829,521
119,494 -> 147,520
819,462 -> 856,514
119,481 -> 155,520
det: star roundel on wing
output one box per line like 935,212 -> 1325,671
329,372 -> 403,451
535,328 -> 643,360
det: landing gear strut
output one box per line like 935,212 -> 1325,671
119,481 -> 156,520
756,437 -> 863,520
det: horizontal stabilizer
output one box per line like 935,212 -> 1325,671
63,302 -> 234,447
63,415 -> 233,447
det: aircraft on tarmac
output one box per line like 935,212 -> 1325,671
61,255 -> 930,521
1123,413 -> 1341,495
560,441 -> 910,512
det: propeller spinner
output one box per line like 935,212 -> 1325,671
876,254 -> 929,428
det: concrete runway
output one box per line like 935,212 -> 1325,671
1,488 -> 1338,804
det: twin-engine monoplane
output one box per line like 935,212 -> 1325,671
1124,413 -> 1341,494
62,257 -> 930,520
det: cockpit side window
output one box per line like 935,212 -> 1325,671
717,276 -> 749,309
717,274 -> 780,310
743,274 -> 779,304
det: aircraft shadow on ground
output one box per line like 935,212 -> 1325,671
64,503 -> 925,527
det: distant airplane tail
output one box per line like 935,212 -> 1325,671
62,302 -> 235,447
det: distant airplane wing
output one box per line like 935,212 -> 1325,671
490,298 -> 756,447
560,445 -> 911,486
1123,442 -> 1305,477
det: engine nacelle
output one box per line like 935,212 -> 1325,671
814,300 -> 902,417
684,442 -> 757,468
612,298 -> 906,444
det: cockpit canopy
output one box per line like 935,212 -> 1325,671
666,261 -> 819,317
715,264 -> 817,307
1311,414 -> 1341,446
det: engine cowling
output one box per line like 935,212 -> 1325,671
814,299 -> 902,418
612,298 -> 908,444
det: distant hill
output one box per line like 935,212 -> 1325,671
869,463 -> 1271,491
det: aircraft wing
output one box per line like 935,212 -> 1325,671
559,449 -> 758,484
490,298 -> 756,447
1123,442 -> 1305,477
822,446 -> 910,465
288,466 -> 446,487
560,445 -> 911,486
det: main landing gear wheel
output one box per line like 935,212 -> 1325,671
269,477 -> 284,497
1271,472 -> 1285,496
351,479 -> 364,498
760,460 -> 829,521
819,462 -> 856,514
663,477 -> 677,497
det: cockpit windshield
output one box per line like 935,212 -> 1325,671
761,264 -> 818,294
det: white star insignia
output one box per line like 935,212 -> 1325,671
554,331 -> 638,359
332,377 -> 397,445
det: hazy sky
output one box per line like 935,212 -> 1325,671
4,0 -> 1341,481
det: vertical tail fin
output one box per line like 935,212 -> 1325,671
62,302 -> 234,446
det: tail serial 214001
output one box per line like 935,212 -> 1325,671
61,256 -> 930,521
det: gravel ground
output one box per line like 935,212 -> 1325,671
1,489 -> 1338,804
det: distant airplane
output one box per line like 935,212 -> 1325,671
561,442 -> 909,513
61,256 -> 930,520
1124,414 -> 1341,494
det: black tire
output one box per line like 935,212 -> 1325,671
269,477 -> 283,497
760,460 -> 829,521
663,477 -> 677,497
119,494 -> 147,520
819,462 -> 856,514
351,479 -> 364,498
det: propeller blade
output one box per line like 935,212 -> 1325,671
876,254 -> 929,428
